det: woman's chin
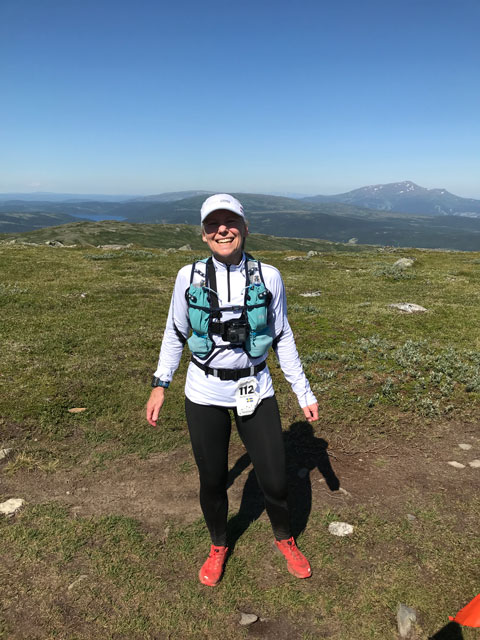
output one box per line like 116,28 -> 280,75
213,247 -> 242,264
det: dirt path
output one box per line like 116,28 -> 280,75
2,424 -> 478,533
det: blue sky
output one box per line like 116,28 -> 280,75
1,0 -> 479,197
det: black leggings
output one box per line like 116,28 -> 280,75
185,395 -> 290,545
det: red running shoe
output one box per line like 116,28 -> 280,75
275,537 -> 312,578
198,545 -> 228,586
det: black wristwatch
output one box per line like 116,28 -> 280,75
151,376 -> 170,389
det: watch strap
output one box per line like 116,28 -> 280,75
151,376 -> 170,389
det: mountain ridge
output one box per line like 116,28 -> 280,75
304,181 -> 480,217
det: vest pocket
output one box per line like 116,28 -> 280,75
245,326 -> 273,357
187,332 -> 213,359
187,284 -> 214,359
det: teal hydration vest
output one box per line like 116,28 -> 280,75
185,256 -> 273,360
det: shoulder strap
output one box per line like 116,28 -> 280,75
245,255 -> 264,286
206,257 -> 221,319
190,258 -> 208,285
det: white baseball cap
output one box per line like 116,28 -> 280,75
200,193 -> 245,223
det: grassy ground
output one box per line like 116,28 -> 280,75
1,241 -> 479,639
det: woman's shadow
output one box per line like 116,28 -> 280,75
226,420 -> 340,550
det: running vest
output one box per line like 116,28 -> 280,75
185,256 -> 273,360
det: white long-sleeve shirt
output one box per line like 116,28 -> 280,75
154,254 -> 317,408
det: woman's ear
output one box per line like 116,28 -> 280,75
202,228 -> 208,244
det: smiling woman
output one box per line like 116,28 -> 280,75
201,199 -> 250,266
201,209 -> 248,265
146,193 -> 318,587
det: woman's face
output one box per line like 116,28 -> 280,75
202,209 -> 248,264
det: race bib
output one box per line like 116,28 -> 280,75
235,376 -> 260,416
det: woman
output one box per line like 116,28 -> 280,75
146,193 -> 318,586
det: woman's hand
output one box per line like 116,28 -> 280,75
146,387 -> 166,426
302,403 -> 319,423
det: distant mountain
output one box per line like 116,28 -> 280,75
304,181 -> 480,217
0,211 -> 90,233
0,190 -> 210,204
0,192 -> 136,203
130,190 -> 210,202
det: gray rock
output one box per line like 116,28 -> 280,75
45,240 -> 64,247
394,258 -> 414,268
0,448 -> 12,460
458,443 -> 472,450
468,459 -> 480,468
389,303 -> 427,313
397,603 -> 417,638
178,244 -> 192,251
306,250 -> 321,257
328,521 -> 354,536
300,291 -> 321,297
406,513 -> 417,521
284,255 -> 307,261
448,461 -> 466,469
98,244 -> 131,250
0,498 -> 25,516
239,613 -> 258,626
347,238 -> 358,244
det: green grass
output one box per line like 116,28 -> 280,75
1,241 -> 479,639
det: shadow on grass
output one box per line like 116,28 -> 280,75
429,621 -> 464,639
226,420 -> 339,550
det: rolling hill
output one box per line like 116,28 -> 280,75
0,221 -> 370,252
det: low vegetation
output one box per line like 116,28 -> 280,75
1,237 -> 479,639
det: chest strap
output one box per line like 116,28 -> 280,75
191,356 -> 267,381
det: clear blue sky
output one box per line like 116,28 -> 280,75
1,0 -> 479,197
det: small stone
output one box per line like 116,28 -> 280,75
338,487 -> 351,496
67,575 -> 88,591
0,498 -> 25,516
397,603 -> 417,638
300,291 -> 321,297
297,467 -> 309,478
328,521 -> 354,536
68,407 -> 86,413
447,461 -> 466,469
394,258 -> 414,268
406,514 -> 416,521
306,250 -> 321,257
389,303 -> 427,313
178,244 -> 192,251
162,525 -> 171,543
468,459 -> 480,468
0,448 -> 12,460
239,613 -> 258,626
458,443 -> 472,450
